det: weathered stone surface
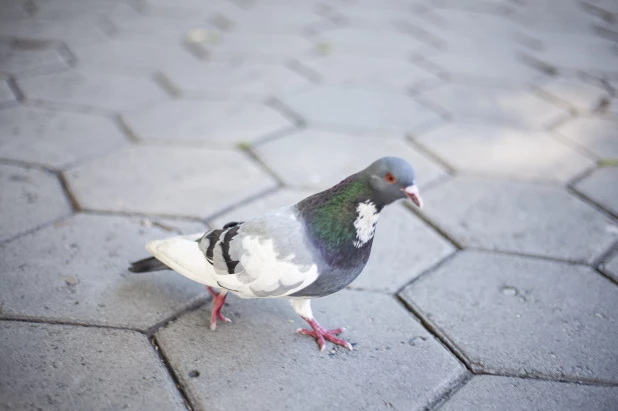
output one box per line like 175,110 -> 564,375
601,250 -> 618,283
108,15 -> 217,46
312,27 -> 431,58
508,1 -> 601,34
575,167 -> 618,216
440,375 -> 618,411
0,18 -> 109,47
300,54 -> 439,91
554,117 -> 618,159
0,0 -> 30,21
18,69 -> 169,112
163,61 -> 312,99
255,129 -> 447,189
419,84 -> 568,129
0,41 -> 68,77
401,251 -> 618,383
210,188 -> 314,227
33,0 -> 140,20
415,123 -> 595,182
0,214 -> 206,330
0,106 -> 127,169
421,176 -> 618,263
353,204 -> 455,293
71,40 -> 203,75
0,164 -> 71,242
0,322 -> 186,410
535,77 -> 610,113
223,6 -> 330,33
141,0 -> 237,20
123,100 -> 293,146
65,145 -> 277,218
0,79 -> 15,105
282,87 -> 443,133
156,290 -> 467,410
196,31 -> 314,60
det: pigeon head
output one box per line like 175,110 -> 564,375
363,157 -> 423,208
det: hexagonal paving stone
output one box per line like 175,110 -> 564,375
196,32 -> 314,60
18,69 -> 169,112
210,188 -> 315,227
255,129 -> 447,190
300,54 -> 439,91
0,213 -> 206,330
421,176 -> 618,263
554,117 -> 618,159
123,100 -> 293,146
0,322 -> 185,410
282,87 -> 443,133
0,18 -> 109,47
0,40 -> 68,77
0,164 -> 71,243
65,145 -> 278,218
440,376 -> 618,411
601,251 -> 618,283
354,204 -> 455,293
534,77 -> 610,113
163,61 -> 312,100
0,79 -> 15,105
156,290 -> 467,410
575,167 -> 618,216
312,27 -> 431,58
401,251 -> 618,384
418,84 -> 568,129
0,106 -> 127,169
72,40 -> 204,75
415,124 -> 595,183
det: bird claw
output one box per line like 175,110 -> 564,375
297,320 -> 352,351
208,286 -> 230,330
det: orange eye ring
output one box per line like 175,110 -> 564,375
385,173 -> 396,184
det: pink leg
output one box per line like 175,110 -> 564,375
297,317 -> 352,351
207,286 -> 231,330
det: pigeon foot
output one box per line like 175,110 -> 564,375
207,286 -> 231,330
297,317 -> 352,351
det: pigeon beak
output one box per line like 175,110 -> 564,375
402,185 -> 423,209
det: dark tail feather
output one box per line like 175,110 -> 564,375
128,257 -> 168,273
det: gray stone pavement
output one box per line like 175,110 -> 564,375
1,0 -> 618,410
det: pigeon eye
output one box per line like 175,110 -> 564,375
385,173 -> 396,184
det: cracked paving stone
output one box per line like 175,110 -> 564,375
553,117 -> 618,159
0,322 -> 186,410
65,145 -> 277,218
0,213 -> 206,330
574,167 -> 618,216
353,204 -> 455,293
282,87 -> 443,133
415,123 -> 595,183
401,250 -> 618,384
163,61 -> 312,99
0,106 -> 127,169
421,176 -> 618,263
300,54 -> 439,91
418,84 -> 568,129
123,100 -> 293,146
440,375 -> 618,411
0,164 -> 71,243
71,40 -> 204,75
255,129 -> 447,190
0,41 -> 69,77
156,290 -> 466,411
17,69 -> 169,112
534,77 -> 611,113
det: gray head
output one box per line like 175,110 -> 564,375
362,157 -> 423,208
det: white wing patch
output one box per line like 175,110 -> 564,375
214,236 -> 319,299
353,201 -> 379,248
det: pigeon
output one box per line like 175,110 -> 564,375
129,157 -> 423,351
